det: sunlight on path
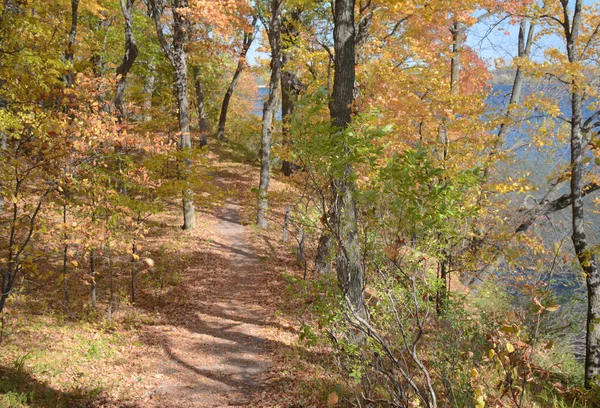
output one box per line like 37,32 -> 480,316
150,199 -> 272,407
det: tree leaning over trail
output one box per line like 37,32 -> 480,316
148,0 -> 196,230
330,0 -> 367,322
216,16 -> 258,141
257,0 -> 283,229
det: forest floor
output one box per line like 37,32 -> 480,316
0,141 -> 332,408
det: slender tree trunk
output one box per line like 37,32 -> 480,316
257,1 -> 282,229
283,205 -> 290,242
488,19 -> 535,160
561,0 -> 600,387
143,58 -> 156,122
108,250 -> 114,321
572,76 -> 600,389
436,20 -> 463,311
330,0 -> 367,321
115,0 -> 139,123
149,0 -> 195,230
62,202 -> 70,310
63,0 -> 79,88
90,250 -> 96,308
131,242 -> 136,304
216,17 -> 257,140
193,66 -> 208,147
173,49 -> 196,229
468,19 -> 536,295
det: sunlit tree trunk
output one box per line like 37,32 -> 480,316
257,1 -> 282,229
561,0 -> 600,387
143,58 -> 156,122
149,0 -> 195,230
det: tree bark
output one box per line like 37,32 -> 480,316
560,0 -> 600,388
149,0 -> 195,230
115,0 -> 139,123
281,10 -> 302,176
193,66 -> 209,147
62,201 -> 70,310
131,242 -> 136,304
257,1 -> 282,229
63,0 -> 79,88
108,250 -> 114,321
330,0 -> 367,322
90,250 -> 96,308
216,17 -> 257,140
490,19 -> 535,158
143,57 -> 156,122
315,231 -> 333,275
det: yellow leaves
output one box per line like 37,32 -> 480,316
500,325 -> 519,334
492,176 -> 534,194
533,296 -> 561,313
474,387 -> 486,408
488,348 -> 496,359
80,0 -> 107,18
506,342 -> 515,353
408,398 -> 421,408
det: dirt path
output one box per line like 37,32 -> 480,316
147,199 -> 275,407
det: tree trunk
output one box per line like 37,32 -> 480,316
216,17 -> 257,140
108,250 -> 114,321
281,10 -> 302,176
63,0 -> 79,88
489,19 -> 535,159
315,231 -> 333,275
283,205 -> 290,242
257,1 -> 282,229
330,0 -> 367,321
115,0 -> 139,123
143,58 -> 156,122
173,49 -> 196,229
62,201 -> 70,310
131,242 -> 136,304
149,0 -> 195,230
90,250 -> 96,308
561,0 -> 600,388
193,66 -> 209,147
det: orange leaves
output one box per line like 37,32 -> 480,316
186,0 -> 253,34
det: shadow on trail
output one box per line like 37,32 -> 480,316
0,365 -> 139,408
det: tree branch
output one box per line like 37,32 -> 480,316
516,182 -> 600,233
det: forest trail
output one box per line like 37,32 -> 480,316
140,157 -> 293,408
